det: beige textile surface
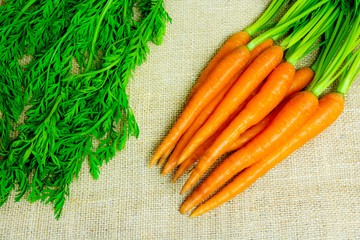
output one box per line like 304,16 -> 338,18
1,1 -> 360,239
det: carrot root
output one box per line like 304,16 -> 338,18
190,93 -> 344,217
180,91 -> 319,214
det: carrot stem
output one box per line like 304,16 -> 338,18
245,0 -> 288,36
337,46 -> 360,94
309,12 -> 360,97
247,0 -> 330,51
285,4 -> 339,66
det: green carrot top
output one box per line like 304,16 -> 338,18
244,0 -> 289,36
247,0 -> 331,51
308,4 -> 360,97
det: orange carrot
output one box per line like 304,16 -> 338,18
173,66 -> 314,182
246,39 -> 274,65
162,78 -> 237,175
226,67 -> 314,152
162,40 -> 274,174
171,91 -> 254,181
226,109 -> 279,152
190,93 -> 344,217
180,91 -> 319,214
172,137 -> 213,183
157,145 -> 175,166
187,32 -> 251,102
177,46 -> 283,165
286,67 -> 315,96
180,62 -> 295,194
171,90 -> 256,181
149,46 -> 250,167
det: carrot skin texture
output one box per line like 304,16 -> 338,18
150,46 -> 251,167
173,89 -> 259,181
180,91 -> 319,214
226,109 -> 278,152
191,93 -> 344,217
163,40 -> 274,174
172,138 -> 212,183
177,46 -> 283,165
226,67 -> 314,152
246,39 -> 274,65
286,67 -> 314,96
172,95 -> 252,181
162,76 -> 238,175
157,145 -> 175,166
187,32 -> 251,102
181,62 -> 295,194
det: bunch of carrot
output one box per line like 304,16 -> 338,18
150,0 -> 360,217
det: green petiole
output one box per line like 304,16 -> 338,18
285,3 -> 340,66
245,0 -> 289,36
247,0 -> 330,51
309,11 -> 360,97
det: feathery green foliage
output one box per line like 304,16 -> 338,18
0,0 -> 170,219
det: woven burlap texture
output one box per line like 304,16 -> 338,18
1,1 -> 359,239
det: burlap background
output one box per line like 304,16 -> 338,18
1,1 -> 359,239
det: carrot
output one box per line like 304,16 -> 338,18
172,90 -> 258,181
157,145 -> 175,166
162,76 -> 238,175
190,93 -> 344,217
171,88 -> 261,181
172,137 -> 213,183
149,46 -> 250,167
186,32 -> 250,102
180,91 -> 319,214
162,40 -> 274,174
180,62 -> 295,194
226,67 -> 314,152
286,67 -> 315,96
186,19 -> 274,102
177,46 -> 283,165
246,39 -> 274,65
226,109 -> 279,152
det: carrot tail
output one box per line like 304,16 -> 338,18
172,149 -> 202,183
150,46 -> 251,167
162,74 -> 241,175
157,145 -> 175,166
162,136 -> 189,175
180,62 -> 295,194
172,130 -> 221,183
180,91 -> 319,214
177,46 -> 283,165
190,93 -> 344,217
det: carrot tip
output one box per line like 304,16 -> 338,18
180,188 -> 187,195
189,212 -> 197,218
162,167 -> 171,175
180,203 -> 192,214
172,175 -> 180,183
148,160 -> 157,168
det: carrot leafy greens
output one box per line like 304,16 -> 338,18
0,0 -> 170,219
